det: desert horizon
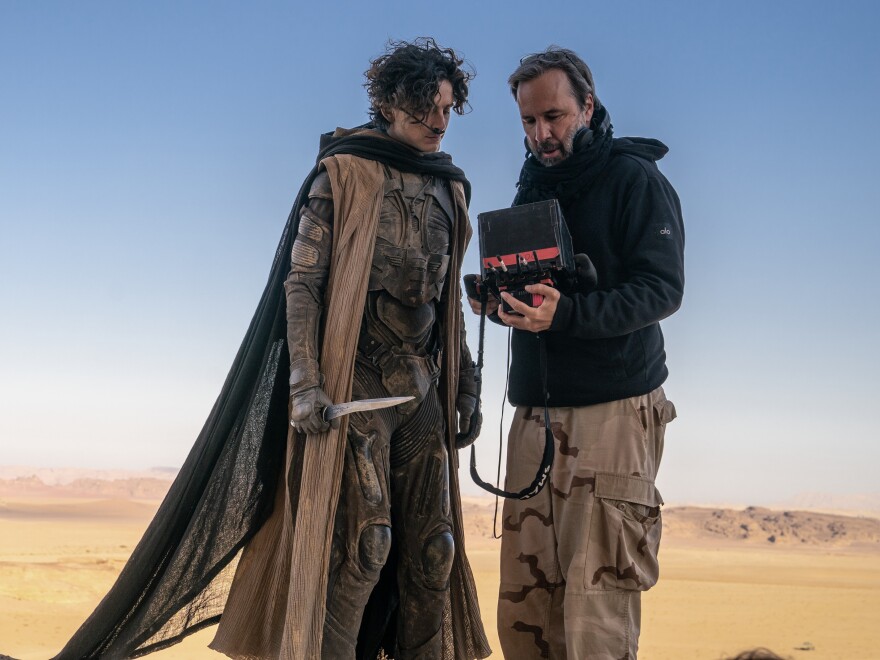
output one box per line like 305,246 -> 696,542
4,464 -> 880,517
2,468 -> 879,659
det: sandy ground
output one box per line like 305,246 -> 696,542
2,495 -> 879,659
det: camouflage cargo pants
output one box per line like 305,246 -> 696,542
497,387 -> 675,659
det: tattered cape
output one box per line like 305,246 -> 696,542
55,128 -> 489,660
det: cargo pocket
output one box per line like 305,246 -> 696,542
584,472 -> 663,591
654,396 -> 677,426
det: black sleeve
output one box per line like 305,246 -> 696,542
549,171 -> 685,339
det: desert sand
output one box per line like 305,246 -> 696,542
2,477 -> 879,659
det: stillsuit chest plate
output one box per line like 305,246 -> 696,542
368,168 -> 454,307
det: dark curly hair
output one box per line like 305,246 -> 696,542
365,38 -> 473,130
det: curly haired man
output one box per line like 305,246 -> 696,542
211,38 -> 488,660
55,39 -> 489,660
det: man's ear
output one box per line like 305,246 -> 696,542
583,94 -> 595,124
380,105 -> 394,124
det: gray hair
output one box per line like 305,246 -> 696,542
508,46 -> 600,110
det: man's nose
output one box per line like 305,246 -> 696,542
534,119 -> 551,142
428,109 -> 448,132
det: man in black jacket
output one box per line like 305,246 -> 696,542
469,47 -> 683,658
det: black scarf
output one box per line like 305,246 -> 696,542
317,125 -> 471,204
513,104 -> 614,207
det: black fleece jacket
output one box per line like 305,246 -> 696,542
506,110 -> 685,407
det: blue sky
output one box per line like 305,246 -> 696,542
1,1 -> 878,505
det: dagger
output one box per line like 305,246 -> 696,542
320,396 -> 414,423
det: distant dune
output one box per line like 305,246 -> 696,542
664,505 -> 880,548
0,475 -> 173,500
0,465 -> 176,485
776,490 -> 880,517
3,469 -> 879,550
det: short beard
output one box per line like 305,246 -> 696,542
530,119 -> 587,167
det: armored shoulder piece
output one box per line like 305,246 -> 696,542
308,170 -> 333,201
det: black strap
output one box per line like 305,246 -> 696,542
469,297 -> 554,500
